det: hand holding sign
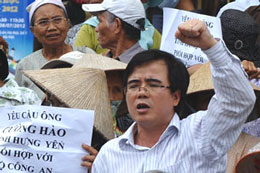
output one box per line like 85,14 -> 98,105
0,105 -> 94,173
175,19 -> 218,50
81,144 -> 98,171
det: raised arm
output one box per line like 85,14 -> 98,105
175,19 -> 217,50
176,19 -> 256,158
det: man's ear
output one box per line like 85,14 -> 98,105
171,90 -> 181,107
113,18 -> 122,34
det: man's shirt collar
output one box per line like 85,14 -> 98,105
119,113 -> 181,149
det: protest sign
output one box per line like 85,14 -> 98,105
0,105 -> 94,173
160,8 -> 222,67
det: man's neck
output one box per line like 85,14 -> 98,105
110,36 -> 137,59
134,122 -> 170,148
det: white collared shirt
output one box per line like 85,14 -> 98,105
92,40 -> 256,173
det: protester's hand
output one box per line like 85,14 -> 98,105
81,144 -> 98,171
175,19 -> 217,50
242,60 -> 260,79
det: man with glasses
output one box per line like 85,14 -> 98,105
90,19 -> 256,172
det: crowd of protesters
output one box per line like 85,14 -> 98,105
1,0 -> 260,172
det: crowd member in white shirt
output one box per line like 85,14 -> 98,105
184,62 -> 260,173
90,19 -> 256,172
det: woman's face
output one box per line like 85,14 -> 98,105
30,4 -> 70,48
106,71 -> 124,101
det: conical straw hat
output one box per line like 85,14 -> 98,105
41,52 -> 127,71
186,62 -> 260,122
24,68 -> 114,139
72,53 -> 127,71
187,62 -> 260,94
235,142 -> 260,173
41,51 -> 85,69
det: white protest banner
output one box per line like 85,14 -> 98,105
160,8 -> 222,67
0,105 -> 94,173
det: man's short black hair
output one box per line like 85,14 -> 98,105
123,49 -> 190,114
0,49 -> 9,81
120,19 -> 141,41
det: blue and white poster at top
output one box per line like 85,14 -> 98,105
0,0 -> 34,66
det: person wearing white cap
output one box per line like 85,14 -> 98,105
81,0 -> 146,64
15,0 -> 95,101
75,0 -> 161,55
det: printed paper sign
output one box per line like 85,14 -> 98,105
0,105 -> 94,173
160,8 -> 222,67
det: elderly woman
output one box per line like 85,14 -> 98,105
15,0 -> 94,101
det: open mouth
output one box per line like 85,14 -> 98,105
137,103 -> 150,110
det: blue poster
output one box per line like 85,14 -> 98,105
0,0 -> 34,74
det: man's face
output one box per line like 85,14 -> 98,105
30,4 -> 69,48
125,60 -> 180,129
96,12 -> 117,49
